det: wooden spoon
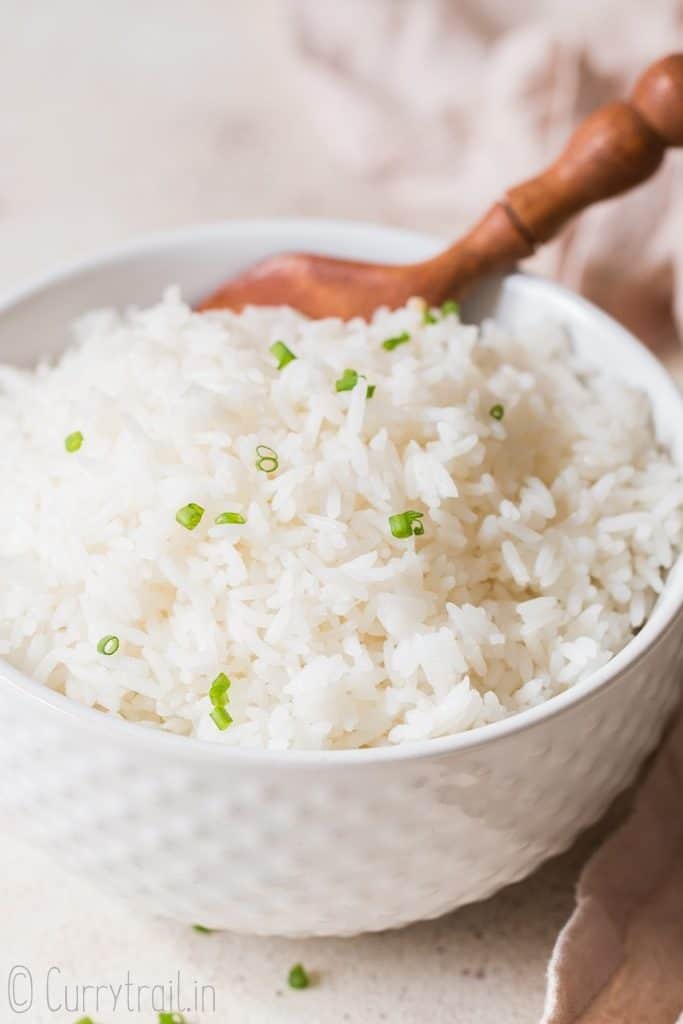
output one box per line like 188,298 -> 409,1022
198,54 -> 683,320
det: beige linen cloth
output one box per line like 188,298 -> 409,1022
287,2 -> 683,1020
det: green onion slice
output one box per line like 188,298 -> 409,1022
215,512 -> 246,525
288,963 -> 311,990
388,510 -> 425,539
192,924 -> 213,934
176,503 -> 205,530
210,706 -> 233,731
336,368 -> 358,392
64,431 -> 84,452
270,340 -> 297,370
255,444 -> 279,474
97,634 -> 119,656
335,368 -> 375,398
209,672 -> 232,730
209,672 -> 231,708
422,307 -> 438,325
489,403 -> 505,421
441,299 -> 460,316
382,331 -> 411,351
158,1015 -> 187,1024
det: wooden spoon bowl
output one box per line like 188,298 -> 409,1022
199,54 -> 683,321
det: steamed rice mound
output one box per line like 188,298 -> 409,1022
0,290 -> 681,749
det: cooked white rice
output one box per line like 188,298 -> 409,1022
0,290 -> 681,749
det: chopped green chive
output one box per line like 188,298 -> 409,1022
489,403 -> 505,421
215,512 -> 247,525
97,634 -> 119,656
176,502 -> 205,531
64,431 -> 83,452
210,706 -> 233,731
382,330 -> 411,351
255,444 -> 279,474
389,510 -> 425,539
209,671 -> 232,730
336,368 -> 358,392
422,307 -> 438,325
441,299 -> 460,316
288,963 -> 311,990
158,1014 -> 187,1024
192,923 -> 213,934
270,340 -> 297,370
335,368 -> 375,398
75,1018 -> 96,1024
209,671 -> 231,707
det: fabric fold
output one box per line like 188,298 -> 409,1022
542,707 -> 683,1024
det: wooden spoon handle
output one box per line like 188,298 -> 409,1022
504,53 -> 683,245
427,54 -> 683,303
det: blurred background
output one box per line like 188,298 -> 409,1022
2,4 -> 683,1022
2,0 -> 683,376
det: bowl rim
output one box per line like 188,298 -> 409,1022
1,216 -> 682,766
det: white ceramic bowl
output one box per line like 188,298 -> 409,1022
1,220 -> 682,938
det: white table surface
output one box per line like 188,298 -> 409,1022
0,2 -> 630,1020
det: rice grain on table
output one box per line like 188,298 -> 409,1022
0,289 -> 681,749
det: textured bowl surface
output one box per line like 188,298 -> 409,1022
1,219 -> 682,937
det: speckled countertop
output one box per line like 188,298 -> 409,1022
0,3 -> 664,1021
1,817 -> 617,1024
